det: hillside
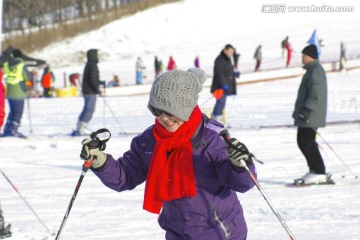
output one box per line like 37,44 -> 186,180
29,0 -> 360,86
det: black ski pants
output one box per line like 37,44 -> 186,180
297,127 -> 326,174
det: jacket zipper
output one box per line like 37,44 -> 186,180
213,210 -> 230,239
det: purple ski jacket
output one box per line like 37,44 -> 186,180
92,116 -> 256,240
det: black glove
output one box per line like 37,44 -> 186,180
80,138 -> 107,169
233,71 -> 241,78
226,138 -> 251,168
299,107 -> 311,122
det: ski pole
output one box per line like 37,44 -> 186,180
54,160 -> 92,240
26,96 -> 33,135
242,161 -> 296,240
220,131 -> 296,240
249,153 -> 265,165
314,128 -> 358,179
55,128 -> 111,240
318,144 -> 335,165
103,95 -> 106,127
102,96 -> 125,133
200,95 -> 213,106
0,168 -> 51,234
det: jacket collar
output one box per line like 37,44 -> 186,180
303,59 -> 319,70
191,115 -> 206,150
220,50 -> 231,61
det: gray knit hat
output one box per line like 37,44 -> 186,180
148,68 -> 207,121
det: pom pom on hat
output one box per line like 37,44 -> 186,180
148,68 -> 207,121
187,67 -> 207,84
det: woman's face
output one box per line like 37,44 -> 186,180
156,113 -> 184,132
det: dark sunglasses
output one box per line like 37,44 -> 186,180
151,107 -> 173,117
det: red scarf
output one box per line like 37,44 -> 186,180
143,106 -> 202,214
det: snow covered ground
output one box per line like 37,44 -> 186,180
1,0 -> 360,239
1,109 -> 360,240
1,69 -> 360,239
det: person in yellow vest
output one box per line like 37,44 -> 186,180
2,49 -> 32,138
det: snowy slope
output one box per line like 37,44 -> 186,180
1,95 -> 360,240
1,0 -> 360,239
1,72 -> 360,239
30,0 -> 360,86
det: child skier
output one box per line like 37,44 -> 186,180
79,68 -> 256,239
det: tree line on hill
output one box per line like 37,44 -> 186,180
1,0 -> 179,53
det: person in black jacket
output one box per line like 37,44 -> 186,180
72,49 -> 101,136
210,44 -> 237,123
154,56 -> 161,79
254,45 -> 262,71
233,48 -> 240,70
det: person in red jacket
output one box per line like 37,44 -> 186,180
0,69 -> 5,135
166,56 -> 177,71
41,65 -> 55,98
285,40 -> 293,67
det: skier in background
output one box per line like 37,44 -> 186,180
285,38 -> 293,67
159,59 -> 164,74
69,73 -> 81,89
166,56 -> 177,71
136,57 -> 146,85
210,44 -> 237,124
41,65 -> 55,98
339,41 -> 347,71
281,36 -> 288,58
292,44 -> 331,185
233,48 -> 240,70
154,56 -> 161,79
233,48 -> 241,79
253,45 -> 262,71
194,55 -> 200,68
72,49 -> 101,136
2,49 -> 32,138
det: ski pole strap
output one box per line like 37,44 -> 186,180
89,128 -> 111,151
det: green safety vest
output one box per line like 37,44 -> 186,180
3,61 -> 25,85
3,60 -> 27,99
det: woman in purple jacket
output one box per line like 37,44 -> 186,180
80,68 -> 256,240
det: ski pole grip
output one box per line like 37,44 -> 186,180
220,130 -> 247,153
220,130 -> 231,141
83,159 -> 93,169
